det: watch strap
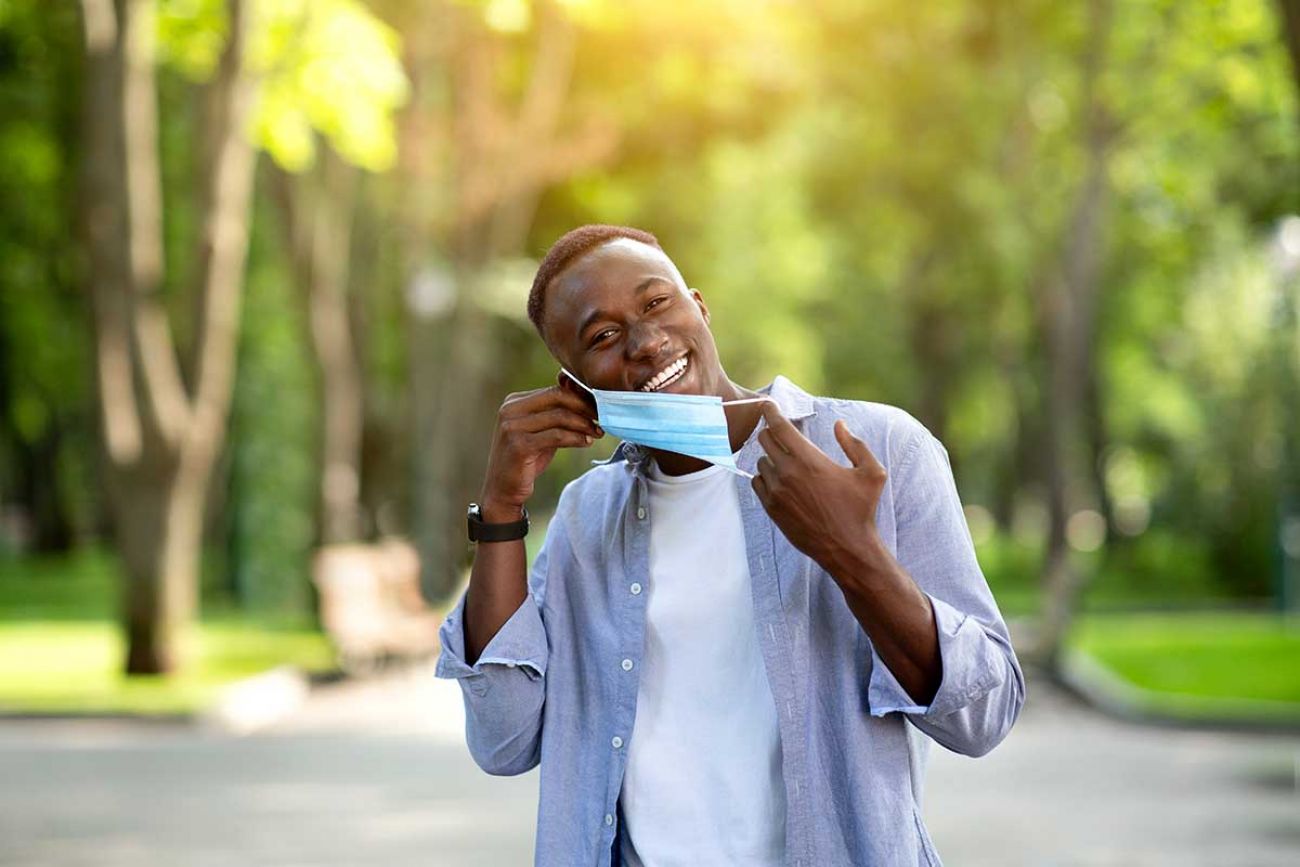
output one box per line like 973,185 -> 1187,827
468,503 -> 529,542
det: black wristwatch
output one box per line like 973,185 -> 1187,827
467,503 -> 530,542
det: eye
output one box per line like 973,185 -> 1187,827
647,295 -> 669,311
590,329 -> 616,348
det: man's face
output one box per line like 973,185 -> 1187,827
544,238 -> 726,397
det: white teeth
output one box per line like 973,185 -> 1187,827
642,356 -> 687,391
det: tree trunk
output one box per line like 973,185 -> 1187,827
1036,0 -> 1115,669
420,285 -> 497,600
1276,1 -> 1300,128
113,452 -> 187,672
392,1 -> 616,604
898,247 -> 952,447
991,357 -> 1039,533
1084,360 -> 1114,533
78,0 -> 256,674
8,421 -> 77,552
274,154 -> 365,545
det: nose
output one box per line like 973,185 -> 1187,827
625,321 -> 667,362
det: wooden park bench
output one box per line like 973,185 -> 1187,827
311,538 -> 441,674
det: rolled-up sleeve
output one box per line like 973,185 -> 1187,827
435,514 -> 565,775
867,424 -> 1025,758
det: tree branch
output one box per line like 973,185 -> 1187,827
122,0 -> 192,448
185,0 -> 258,460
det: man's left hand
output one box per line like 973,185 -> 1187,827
751,402 -> 888,575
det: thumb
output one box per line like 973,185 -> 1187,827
834,419 -> 878,471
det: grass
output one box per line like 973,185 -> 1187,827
0,620 -> 335,715
0,547 -> 119,620
0,548 -> 334,716
4,541 -> 1298,721
1068,612 -> 1300,724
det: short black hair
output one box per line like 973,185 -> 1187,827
527,224 -> 661,339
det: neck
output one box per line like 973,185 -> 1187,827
648,378 -> 765,476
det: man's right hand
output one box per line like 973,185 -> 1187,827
478,375 -> 604,521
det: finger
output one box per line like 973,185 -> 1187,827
553,384 -> 602,427
756,455 -> 778,481
556,369 -> 599,415
515,407 -> 603,437
757,429 -> 793,471
759,401 -> 814,459
509,385 -> 599,425
750,468 -> 770,506
833,419 -> 879,471
528,427 -> 596,451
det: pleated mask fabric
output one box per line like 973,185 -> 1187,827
560,368 -> 770,477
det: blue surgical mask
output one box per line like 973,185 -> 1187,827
561,368 -> 769,477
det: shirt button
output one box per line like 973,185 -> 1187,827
630,582 -> 642,595
611,736 -> 624,749
636,506 -> 646,520
605,813 -> 614,827
621,658 -> 634,671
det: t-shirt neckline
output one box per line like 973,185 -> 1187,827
646,456 -> 733,485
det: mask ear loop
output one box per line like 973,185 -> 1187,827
560,367 -> 595,395
719,395 -> 777,479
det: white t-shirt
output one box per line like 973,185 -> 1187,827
618,456 -> 787,867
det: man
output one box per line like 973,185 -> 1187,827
437,224 -> 1024,866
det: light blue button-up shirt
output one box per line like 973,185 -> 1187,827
437,375 -> 1025,867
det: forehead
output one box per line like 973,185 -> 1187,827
545,238 -> 683,342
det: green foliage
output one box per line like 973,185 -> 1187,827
223,198 -> 317,617
1089,529 -> 1221,605
537,0 -> 1297,612
976,532 -> 1045,618
0,0 -> 98,547
158,0 -> 409,171
980,526 -> 1242,617
3,0 -> 1299,628
158,0 -> 228,76
248,0 -> 408,171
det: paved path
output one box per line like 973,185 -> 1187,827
1,665 -> 1297,866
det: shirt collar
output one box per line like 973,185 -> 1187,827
588,374 -> 817,470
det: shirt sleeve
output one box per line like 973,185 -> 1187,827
435,509 -> 565,775
866,423 -> 1026,757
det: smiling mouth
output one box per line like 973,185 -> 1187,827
639,354 -> 689,392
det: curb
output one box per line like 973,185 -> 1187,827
0,665 -> 313,733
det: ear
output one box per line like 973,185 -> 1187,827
689,286 -> 710,325
557,367 -> 583,395
558,368 -> 598,412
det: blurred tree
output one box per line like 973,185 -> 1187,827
379,0 -> 621,600
77,0 -> 257,673
216,0 -> 406,617
274,154 -> 365,545
386,0 -> 816,601
76,0 -> 407,668
260,0 -> 406,548
5,0 -> 1290,661
1036,0 -> 1116,666
1278,0 -> 1300,121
